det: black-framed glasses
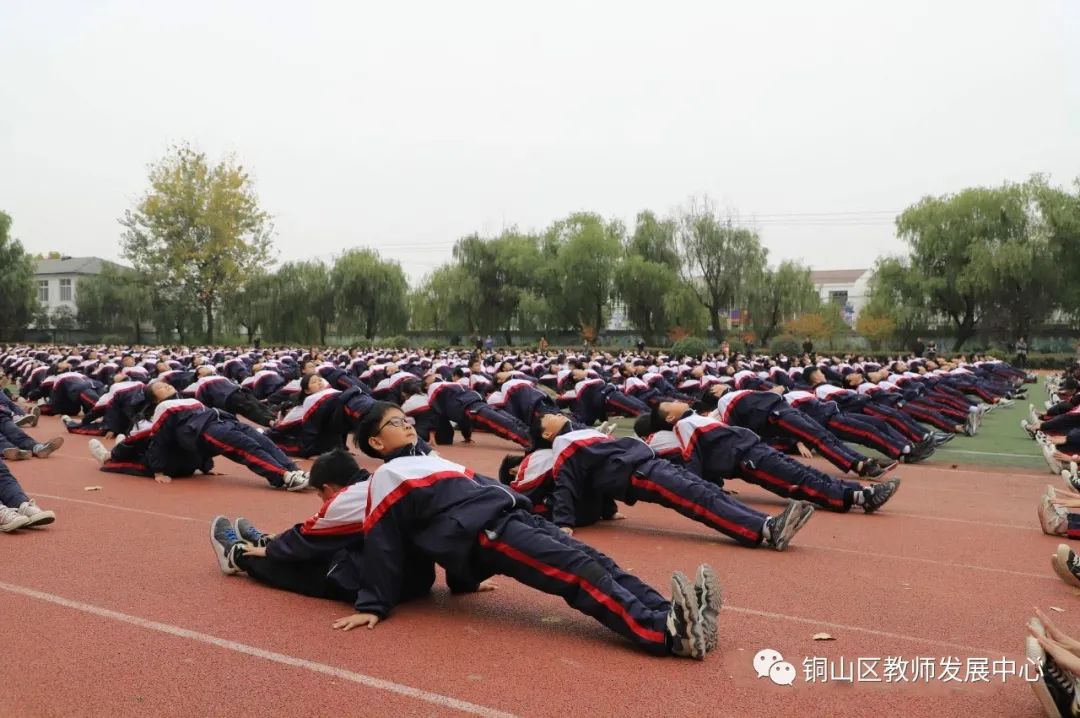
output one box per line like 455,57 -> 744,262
377,416 -> 410,433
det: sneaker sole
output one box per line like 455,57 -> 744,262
1024,635 -> 1062,718
1052,545 -> 1080,589
34,437 -> 64,458
209,516 -> 239,575
1063,468 -> 1080,495
671,572 -> 706,660
770,502 -> 805,551
694,564 -> 722,653
864,480 -> 901,514
1,448 -> 31,461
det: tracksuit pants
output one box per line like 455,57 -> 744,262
862,402 -> 929,442
0,458 -> 29,508
901,402 -> 960,432
463,403 -> 531,448
235,554 -> 354,601
102,438 -> 211,479
201,419 -> 299,486
474,510 -> 672,655
626,458 -> 767,546
64,408 -> 110,436
226,389 -> 274,427
826,413 -> 910,459
1068,513 -> 1080,541
0,415 -> 36,451
0,392 -> 25,416
766,409 -> 866,473
736,443 -> 862,512
605,389 -> 650,418
1041,414 -> 1080,434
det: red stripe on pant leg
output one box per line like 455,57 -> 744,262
629,475 -> 761,541
742,465 -> 844,509
476,532 -> 667,645
67,425 -> 107,436
203,434 -> 286,477
608,396 -> 644,417
775,417 -> 853,471
469,410 -> 528,447
1068,526 -> 1080,540
864,406 -> 923,441
903,406 -> 953,432
831,419 -> 901,458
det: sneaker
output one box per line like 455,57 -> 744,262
1030,404 -> 1040,425
60,415 -> 77,429
0,505 -> 31,532
1063,464 -> 1080,494
1027,618 -> 1078,718
932,432 -> 955,446
1022,419 -> 1037,439
17,500 -> 55,527
863,478 -> 901,514
281,470 -> 309,491
88,439 -> 110,466
1039,491 -> 1068,536
13,413 -> 35,428
1052,544 -> 1080,589
666,571 -> 706,660
998,398 -> 1015,408
693,564 -> 722,653
860,459 -> 898,479
1042,443 -> 1064,475
1,447 -> 32,461
32,437 -> 64,458
964,412 -> 977,437
209,515 -> 243,575
765,500 -> 814,551
114,434 -> 126,444
234,517 -> 270,547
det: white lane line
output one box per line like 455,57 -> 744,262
0,581 -> 517,718
891,512 -> 1038,531
800,543 -> 1055,580
724,605 -> 1002,655
32,493 -> 202,523
936,449 -> 1042,459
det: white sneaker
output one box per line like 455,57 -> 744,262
1022,419 -> 1036,439
282,470 -> 309,491
13,413 -> 35,428
114,434 -> 126,444
1030,404 -> 1039,425
88,439 -> 110,466
60,415 -> 76,428
1039,490 -> 1068,536
0,505 -> 30,532
18,500 -> 55,527
1042,443 -> 1064,474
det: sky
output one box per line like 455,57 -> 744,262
2,0 -> 1078,283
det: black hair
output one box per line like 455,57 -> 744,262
309,449 -> 370,490
1063,377 -> 1079,393
400,378 -> 422,398
498,453 -> 525,485
353,401 -> 405,458
633,414 -> 654,438
697,390 -> 719,413
300,373 -> 318,394
529,420 -> 551,450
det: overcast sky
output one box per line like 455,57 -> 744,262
2,0 -> 1077,282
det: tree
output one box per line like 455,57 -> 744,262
676,199 -> 768,343
222,273 -> 275,343
410,265 -> 479,334
855,311 -> 897,351
894,180 -> 1062,349
77,266 -> 154,343
747,261 -> 819,346
266,261 -> 334,344
545,213 -> 623,337
614,211 -> 687,344
51,305 -> 76,341
0,211 -> 36,340
120,143 -> 274,343
1037,178 -> 1080,318
332,249 -> 409,340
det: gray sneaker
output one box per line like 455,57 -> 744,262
863,478 -> 901,514
282,470 -> 309,491
0,505 -> 31,532
666,572 -> 706,660
18,500 -> 55,527
32,437 -> 64,458
1,447 -> 32,461
765,500 -> 814,551
209,516 -> 243,575
234,517 -> 270,547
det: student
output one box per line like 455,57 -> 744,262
183,370 -> 274,427
639,403 -> 901,514
1025,608 -> 1080,716
0,402 -> 63,461
208,450 -> 497,603
502,414 -> 814,550
339,401 -> 720,659
0,457 -> 55,532
138,381 -> 309,490
422,375 -> 531,448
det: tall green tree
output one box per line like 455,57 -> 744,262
864,256 -> 932,348
0,211 -> 36,340
222,273 -> 275,343
76,265 -> 155,343
676,201 -> 768,343
332,249 -> 409,340
266,261 -> 335,345
614,211 -> 686,344
545,213 -> 623,337
410,265 -> 479,334
747,261 -> 820,345
120,143 -> 274,343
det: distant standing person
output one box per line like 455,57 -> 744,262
484,335 -> 494,352
802,336 -> 814,356
926,340 -> 937,360
1015,336 -> 1028,369
636,337 -> 647,354
474,335 -> 482,351
538,336 -> 549,353
913,337 -> 925,358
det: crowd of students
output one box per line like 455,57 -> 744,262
0,343 -> 1037,670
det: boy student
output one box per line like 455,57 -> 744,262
208,450 -> 497,603
0,457 -> 55,532
340,401 -> 721,659
136,380 -> 309,490
0,401 -> 63,460
637,402 -> 901,514
420,374 -> 532,448
500,413 -> 814,550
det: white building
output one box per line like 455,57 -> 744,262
33,256 -> 114,315
810,268 -> 874,324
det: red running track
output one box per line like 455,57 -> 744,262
0,417 -> 1067,717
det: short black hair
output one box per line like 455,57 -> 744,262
310,449 -> 370,490
353,401 -> 404,458
633,414 -> 654,438
498,453 -> 525,485
697,391 -> 719,413
300,373 -> 318,394
529,420 -> 551,450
